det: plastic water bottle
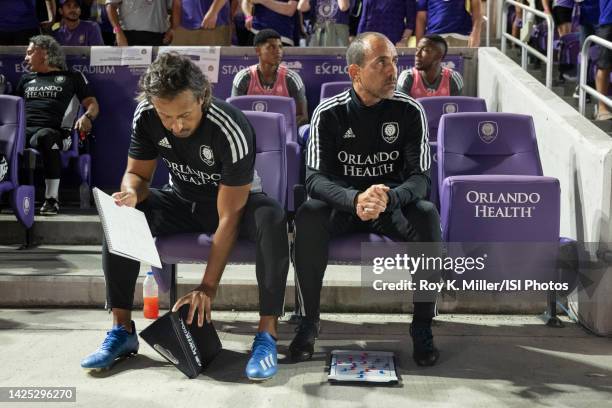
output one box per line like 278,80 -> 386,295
143,272 -> 159,319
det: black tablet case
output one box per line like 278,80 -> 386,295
140,304 -> 222,378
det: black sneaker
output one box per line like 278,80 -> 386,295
288,319 -> 319,362
40,198 -> 59,216
410,324 -> 440,367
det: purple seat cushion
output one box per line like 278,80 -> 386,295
227,95 -> 297,143
156,233 -> 257,264
417,96 -> 487,142
328,233 -> 396,264
319,81 -> 351,102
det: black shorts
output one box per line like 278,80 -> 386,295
26,127 -> 71,152
552,6 -> 573,26
597,24 -> 612,70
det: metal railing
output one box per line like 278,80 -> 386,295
578,35 -> 612,117
501,0 -> 554,89
485,0 -> 491,47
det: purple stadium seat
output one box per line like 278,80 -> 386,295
437,112 -> 560,289
530,21 -> 559,53
152,111 -> 287,302
417,96 -> 487,210
327,233 -> 396,264
227,95 -> 297,143
319,81 -> 352,102
0,95 -> 35,245
559,32 -> 579,68
226,95 -> 300,211
418,97 -> 487,142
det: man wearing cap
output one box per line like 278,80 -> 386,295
54,0 -> 104,46
232,28 -> 308,126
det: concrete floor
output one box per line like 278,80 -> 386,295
0,309 -> 611,408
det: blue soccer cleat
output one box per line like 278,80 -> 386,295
245,331 -> 278,381
81,321 -> 139,371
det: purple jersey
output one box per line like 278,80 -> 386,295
417,0 -> 472,36
357,0 -> 415,44
54,21 -> 104,46
310,0 -> 351,25
0,0 -> 38,32
601,0 -> 612,25
180,0 -> 231,30
253,1 -> 296,45
579,0 -> 599,25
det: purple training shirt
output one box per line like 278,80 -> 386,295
357,0 -> 416,44
54,20 -> 104,46
180,0 -> 231,30
417,0 -> 472,36
310,0 -> 352,25
0,0 -> 38,32
253,0 -> 296,45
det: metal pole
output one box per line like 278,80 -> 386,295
486,0 -> 491,47
502,0 -> 555,89
579,37 -> 589,116
578,35 -> 612,118
501,2 -> 508,54
545,14 -> 554,89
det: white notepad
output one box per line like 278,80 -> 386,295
328,350 -> 398,384
93,188 -> 162,268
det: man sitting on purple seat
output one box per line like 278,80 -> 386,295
15,35 -> 99,215
54,0 -> 104,46
290,32 -> 442,367
232,28 -> 308,126
80,53 -> 290,382
397,35 -> 464,98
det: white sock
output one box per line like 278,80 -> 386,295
45,179 -> 60,200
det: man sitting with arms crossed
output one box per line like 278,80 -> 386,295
80,53 -> 289,382
232,29 -> 308,126
397,34 -> 463,98
290,32 -> 442,367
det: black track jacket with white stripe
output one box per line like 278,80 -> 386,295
129,97 -> 256,203
305,88 -> 430,214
